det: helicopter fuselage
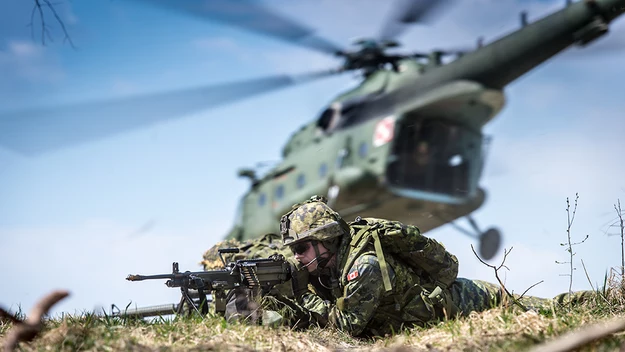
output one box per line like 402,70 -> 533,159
226,0 -> 625,242
228,60 -> 504,241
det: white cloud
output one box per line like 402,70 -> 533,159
110,77 -> 144,95
0,40 -> 65,83
10,41 -> 40,57
0,219 -> 223,317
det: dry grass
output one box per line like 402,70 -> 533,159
4,284 -> 625,352
4,267 -> 625,351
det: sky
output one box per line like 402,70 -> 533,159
0,0 -> 624,318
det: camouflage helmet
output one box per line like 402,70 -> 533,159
280,195 -> 349,246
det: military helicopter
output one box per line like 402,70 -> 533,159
1,0 -> 624,260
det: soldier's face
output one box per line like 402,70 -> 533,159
292,241 -> 329,273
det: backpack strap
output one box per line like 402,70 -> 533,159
371,230 -> 393,292
345,218 -> 393,292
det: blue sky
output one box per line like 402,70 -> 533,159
1,0 -> 624,317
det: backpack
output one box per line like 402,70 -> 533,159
343,217 -> 459,292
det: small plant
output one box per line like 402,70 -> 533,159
471,245 -> 543,312
556,193 -> 588,300
606,199 -> 625,285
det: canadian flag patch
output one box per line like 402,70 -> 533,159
347,270 -> 359,281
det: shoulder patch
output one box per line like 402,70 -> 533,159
347,269 -> 359,281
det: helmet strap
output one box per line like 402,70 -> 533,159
308,240 -> 335,276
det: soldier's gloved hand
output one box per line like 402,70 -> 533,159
289,261 -> 310,298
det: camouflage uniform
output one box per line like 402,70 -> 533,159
274,196 -> 513,336
287,230 -> 508,336
205,198 -> 592,335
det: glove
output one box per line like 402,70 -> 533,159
289,261 -> 310,298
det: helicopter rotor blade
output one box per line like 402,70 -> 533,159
133,0 -> 345,56
0,68 -> 344,156
378,0 -> 455,42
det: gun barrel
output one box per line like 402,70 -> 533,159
112,304 -> 178,318
126,274 -> 173,281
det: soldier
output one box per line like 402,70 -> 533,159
201,233 -> 296,323
273,195 -> 553,336
213,195 -> 590,335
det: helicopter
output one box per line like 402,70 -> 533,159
1,0 -> 624,261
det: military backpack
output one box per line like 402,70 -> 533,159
343,217 -> 459,292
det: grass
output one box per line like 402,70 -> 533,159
4,280 -> 625,352
4,197 -> 625,351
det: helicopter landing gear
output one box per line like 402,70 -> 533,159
449,216 -> 502,260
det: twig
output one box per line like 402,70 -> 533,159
615,199 -> 624,283
556,194 -> 588,309
580,259 -> 612,308
580,259 -> 595,292
29,0 -> 75,48
528,317 -> 625,352
1,290 -> 70,352
518,280 -> 544,300
471,245 -> 528,311
42,0 -> 75,48
566,194 -> 578,296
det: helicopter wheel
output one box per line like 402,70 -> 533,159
478,228 -> 502,261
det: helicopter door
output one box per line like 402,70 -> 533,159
387,118 -> 480,198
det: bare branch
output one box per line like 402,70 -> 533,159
518,280 -> 544,300
580,259 -> 595,292
558,194 -> 587,301
471,244 -> 528,311
571,234 -> 589,246
42,0 -> 75,48
2,290 -> 69,352
29,0 -> 75,48
615,199 -> 625,282
528,317 -> 625,352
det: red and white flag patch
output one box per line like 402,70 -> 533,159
372,116 -> 395,147
347,270 -> 359,281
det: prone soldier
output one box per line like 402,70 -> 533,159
208,196 -> 591,336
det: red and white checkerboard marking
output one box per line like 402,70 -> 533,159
373,116 -> 395,147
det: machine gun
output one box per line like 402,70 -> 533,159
116,248 -> 291,318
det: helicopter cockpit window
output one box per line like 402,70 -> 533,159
316,99 -> 374,133
316,102 -> 342,133
387,118 -> 480,197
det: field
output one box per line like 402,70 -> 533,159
3,198 -> 624,351
2,271 -> 625,352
